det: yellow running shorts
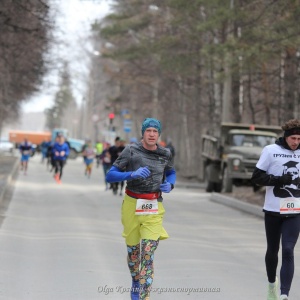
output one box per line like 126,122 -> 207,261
121,194 -> 169,246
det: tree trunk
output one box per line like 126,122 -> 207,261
262,63 -> 271,125
283,48 -> 298,120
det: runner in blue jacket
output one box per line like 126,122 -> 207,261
52,133 -> 69,184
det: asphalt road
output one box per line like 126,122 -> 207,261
0,156 -> 299,300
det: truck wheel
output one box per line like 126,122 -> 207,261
214,182 -> 222,193
206,181 -> 214,192
222,167 -> 233,193
68,148 -> 77,159
204,165 -> 213,192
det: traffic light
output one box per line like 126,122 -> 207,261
109,113 -> 115,125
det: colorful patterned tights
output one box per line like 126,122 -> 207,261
127,239 -> 159,299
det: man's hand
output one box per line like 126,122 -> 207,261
131,167 -> 151,179
293,176 -> 300,185
160,181 -> 172,193
60,151 -> 65,156
278,174 -> 293,186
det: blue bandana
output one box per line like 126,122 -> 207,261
141,118 -> 161,136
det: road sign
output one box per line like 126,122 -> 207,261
123,119 -> 132,133
121,109 -> 129,116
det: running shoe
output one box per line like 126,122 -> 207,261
130,280 -> 139,300
280,295 -> 288,300
267,277 -> 279,300
54,174 -> 59,182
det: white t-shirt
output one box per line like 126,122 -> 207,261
256,143 -> 300,212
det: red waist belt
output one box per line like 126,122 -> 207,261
125,189 -> 160,200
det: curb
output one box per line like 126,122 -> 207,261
210,192 -> 264,218
175,181 -> 205,189
175,180 -> 263,218
0,157 -> 19,205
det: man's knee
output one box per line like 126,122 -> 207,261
282,243 -> 295,259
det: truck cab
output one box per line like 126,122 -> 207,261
202,123 -> 282,193
220,129 -> 277,192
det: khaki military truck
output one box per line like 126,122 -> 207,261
202,123 -> 283,193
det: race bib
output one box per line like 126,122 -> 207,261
23,150 -> 29,155
87,155 -> 94,159
280,198 -> 300,214
135,199 -> 158,215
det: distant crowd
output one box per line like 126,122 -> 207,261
18,134 -> 175,194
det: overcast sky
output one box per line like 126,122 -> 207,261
22,0 -> 111,113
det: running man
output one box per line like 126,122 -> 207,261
95,140 -> 104,168
81,139 -> 89,164
117,138 -> 126,196
47,137 -> 57,172
40,139 -> 50,163
83,141 -> 96,178
19,138 -> 33,175
108,136 -> 121,195
106,118 -> 176,300
251,119 -> 300,300
46,140 -> 54,171
100,142 -> 111,190
52,133 -> 70,184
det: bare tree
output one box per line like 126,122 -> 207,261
0,0 -> 53,135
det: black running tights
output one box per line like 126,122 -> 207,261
265,213 -> 300,296
54,160 -> 65,179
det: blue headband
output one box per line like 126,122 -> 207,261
141,118 -> 161,136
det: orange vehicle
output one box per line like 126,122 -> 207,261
9,130 -> 51,153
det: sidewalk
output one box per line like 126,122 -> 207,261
0,155 -> 19,204
175,176 -> 263,219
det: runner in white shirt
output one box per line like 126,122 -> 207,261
251,119 -> 300,300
